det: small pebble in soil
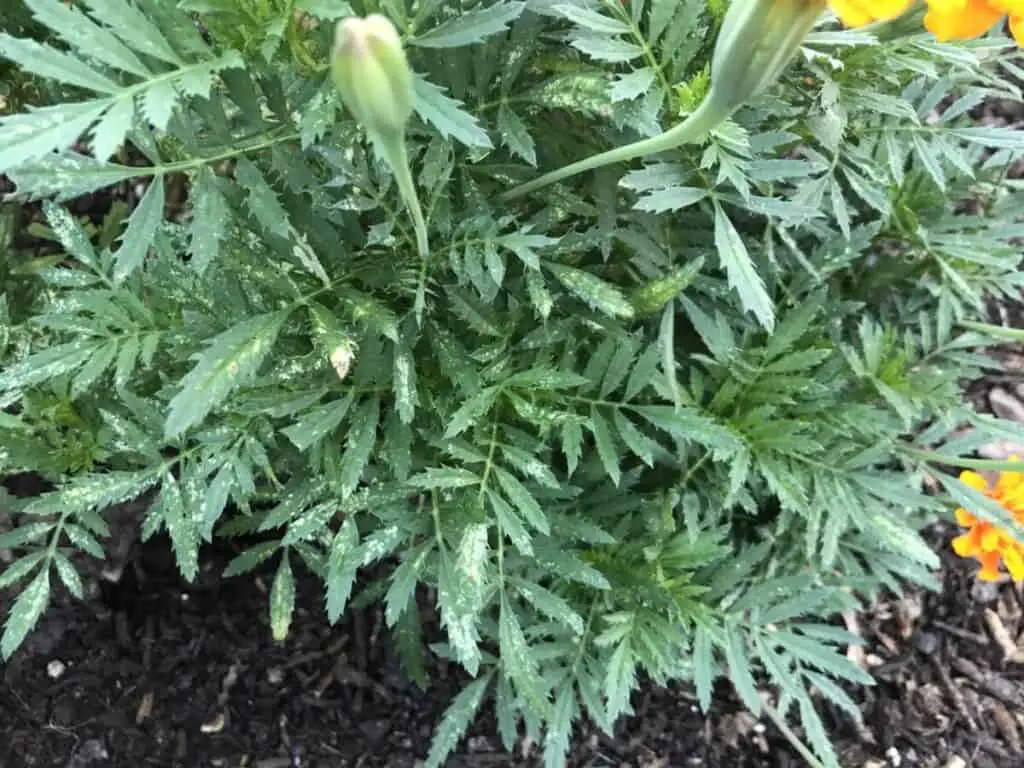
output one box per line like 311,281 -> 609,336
64,740 -> 108,768
971,579 -> 1001,604
267,666 -> 284,684
886,746 -> 902,766
46,659 -> 66,679
912,629 -> 938,655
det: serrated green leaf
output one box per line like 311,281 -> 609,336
611,68 -> 656,102
500,596 -> 552,718
692,623 -> 714,712
438,548 -> 483,675
562,421 -> 583,477
160,473 -> 198,582
494,467 -> 549,534
234,157 -> 291,239
52,551 -> 84,599
408,466 -> 480,489
83,0 -> 183,65
725,625 -> 760,714
424,675 -> 492,768
63,524 -> 106,559
544,683 -> 576,768
0,101 -> 110,173
488,490 -> 533,556
0,521 -> 54,550
326,517 -> 359,623
514,580 -> 584,635
270,552 -> 295,643
803,670 -> 862,721
393,594 -> 427,688
4,152 -> 137,201
604,638 -> 636,721
338,395 -> 380,498
635,185 -> 706,213
0,34 -> 120,92
283,393 -> 355,452
548,263 -> 634,319
188,167 -> 228,274
799,695 -> 840,768
1,568 -> 50,659
444,387 -> 500,439
165,310 -> 289,437
413,2 -> 525,48
714,202 -> 773,331
777,630 -> 874,685
554,4 -> 630,34
223,540 -> 279,577
414,75 -> 492,149
26,0 -> 149,76
497,103 -> 536,166
112,178 -> 163,282
384,541 -> 432,627
495,673 -> 519,750
0,553 -> 46,590
570,36 -> 643,63
589,406 -> 621,486
393,345 -> 418,424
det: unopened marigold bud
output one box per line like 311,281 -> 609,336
709,0 -> 827,114
331,14 -> 413,140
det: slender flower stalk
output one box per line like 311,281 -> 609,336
501,0 -> 1020,202
502,0 -> 839,202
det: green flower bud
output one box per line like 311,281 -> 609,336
708,0 -> 826,114
331,14 -> 413,140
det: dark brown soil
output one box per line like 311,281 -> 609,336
0,533 -> 750,768
3,521 -> 1024,768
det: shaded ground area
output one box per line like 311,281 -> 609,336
0,534 -> 750,768
4,521 -> 1024,768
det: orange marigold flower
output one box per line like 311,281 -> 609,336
830,0 -> 1023,44
952,467 -> 1024,582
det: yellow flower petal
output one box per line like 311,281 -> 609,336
1004,547 -> 1024,581
952,532 -> 979,556
955,507 -> 976,527
925,0 -> 1004,39
1011,14 -> 1024,43
959,470 -> 989,492
830,0 -> 914,24
980,526 -> 1002,551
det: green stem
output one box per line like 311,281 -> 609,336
760,699 -> 827,768
382,136 -> 429,259
500,95 -> 728,202
903,447 -> 1024,473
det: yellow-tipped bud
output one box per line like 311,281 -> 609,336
331,14 -> 414,140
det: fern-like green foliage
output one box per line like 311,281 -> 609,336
3,1 -> 1024,767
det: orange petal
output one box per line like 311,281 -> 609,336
978,550 -> 1004,581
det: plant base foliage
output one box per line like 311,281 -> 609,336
1,2 -> 1023,767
